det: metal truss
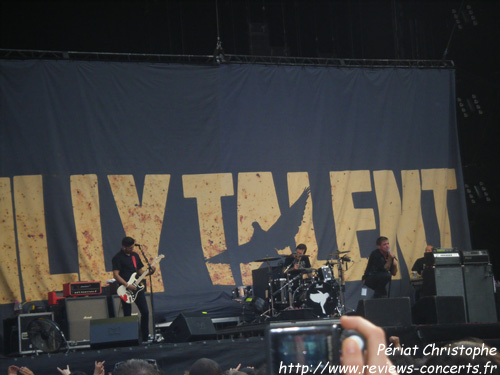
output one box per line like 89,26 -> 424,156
221,54 -> 454,68
0,49 -> 454,69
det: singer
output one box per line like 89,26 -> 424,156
362,236 -> 398,298
112,236 -> 155,342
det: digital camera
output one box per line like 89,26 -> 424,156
266,320 -> 364,375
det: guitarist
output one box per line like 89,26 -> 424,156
112,236 -> 155,342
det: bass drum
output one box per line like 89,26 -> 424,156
294,282 -> 339,317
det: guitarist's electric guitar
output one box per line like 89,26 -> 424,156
117,254 -> 165,304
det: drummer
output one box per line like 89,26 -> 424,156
284,244 -> 311,272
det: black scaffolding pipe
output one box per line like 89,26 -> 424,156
0,49 -> 454,69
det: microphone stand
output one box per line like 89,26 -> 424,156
136,244 -> 157,343
283,255 -> 299,309
263,258 -> 275,319
387,255 -> 395,298
283,262 -> 294,309
335,257 -> 346,315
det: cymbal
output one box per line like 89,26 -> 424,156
284,254 -> 309,257
254,256 -> 281,262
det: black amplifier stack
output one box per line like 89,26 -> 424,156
420,248 -> 497,323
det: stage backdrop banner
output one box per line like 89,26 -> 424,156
0,60 -> 468,320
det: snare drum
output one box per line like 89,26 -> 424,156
318,266 -> 334,282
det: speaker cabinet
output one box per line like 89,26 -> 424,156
422,266 -> 466,297
112,293 -> 154,335
3,312 -> 54,355
412,296 -> 466,324
463,264 -> 497,323
167,312 -> 216,342
252,266 -> 282,300
277,308 -> 317,321
356,297 -> 412,327
496,292 -> 500,321
65,296 -> 109,342
90,316 -> 139,349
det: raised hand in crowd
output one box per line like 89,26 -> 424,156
56,365 -> 71,375
340,315 -> 399,375
7,366 -> 34,375
93,361 -> 105,375
56,365 -> 88,375
225,363 -> 242,374
389,336 -> 402,349
223,363 -> 256,375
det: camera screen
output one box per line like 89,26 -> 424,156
268,326 -> 339,374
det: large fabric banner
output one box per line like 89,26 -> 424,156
0,60 -> 469,320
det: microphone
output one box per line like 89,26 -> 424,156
388,250 -> 397,261
134,244 -> 141,247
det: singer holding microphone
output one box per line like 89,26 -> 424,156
362,236 -> 398,298
112,236 -> 155,342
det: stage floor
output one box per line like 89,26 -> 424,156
1,319 -> 499,374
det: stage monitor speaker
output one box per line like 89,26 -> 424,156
90,316 -> 139,349
276,308 -> 317,321
463,264 -> 497,323
356,297 -> 412,327
412,296 -> 466,324
65,296 -> 109,342
168,312 -> 216,342
112,293 -> 154,336
2,312 -> 54,355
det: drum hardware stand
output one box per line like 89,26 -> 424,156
286,271 -> 293,308
336,258 -> 346,315
266,261 -> 276,318
329,250 -> 351,316
253,256 -> 282,319
280,272 -> 303,309
338,254 -> 353,315
283,261 -> 293,308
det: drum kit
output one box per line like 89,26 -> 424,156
254,250 -> 352,319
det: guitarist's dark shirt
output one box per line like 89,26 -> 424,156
112,250 -> 145,282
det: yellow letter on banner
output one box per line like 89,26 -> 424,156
14,176 -> 78,301
0,178 -> 21,303
108,175 -> 170,292
287,172 -> 319,268
71,175 -> 109,283
183,173 -> 235,285
237,172 -> 281,285
373,170 -> 427,279
421,169 -> 457,248
330,171 -> 376,281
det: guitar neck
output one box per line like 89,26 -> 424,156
133,255 -> 164,285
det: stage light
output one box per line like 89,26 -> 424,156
465,181 -> 493,205
457,95 -> 484,118
452,5 -> 478,29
